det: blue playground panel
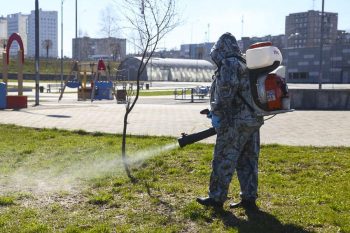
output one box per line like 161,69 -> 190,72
66,80 -> 81,88
0,82 -> 7,109
94,81 -> 113,100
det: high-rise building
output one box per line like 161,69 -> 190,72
27,9 -> 58,58
0,16 -> 7,54
72,37 -> 126,61
285,10 -> 338,48
283,10 -> 350,83
7,13 -> 28,56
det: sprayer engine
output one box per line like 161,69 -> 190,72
246,41 -> 293,116
256,69 -> 289,111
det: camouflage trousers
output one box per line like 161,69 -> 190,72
208,120 -> 261,203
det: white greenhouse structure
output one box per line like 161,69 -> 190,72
116,57 -> 215,82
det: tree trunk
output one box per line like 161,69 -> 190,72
121,109 -> 136,182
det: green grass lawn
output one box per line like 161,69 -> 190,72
138,90 -> 175,96
0,124 -> 349,233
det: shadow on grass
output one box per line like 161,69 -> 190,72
139,175 -> 311,232
214,208 -> 314,233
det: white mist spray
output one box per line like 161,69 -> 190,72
0,143 -> 178,195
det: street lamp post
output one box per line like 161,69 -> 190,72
61,0 -> 64,91
35,0 -> 40,106
318,0 -> 325,89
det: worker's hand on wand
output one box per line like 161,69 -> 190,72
206,111 -> 212,119
211,113 -> 221,128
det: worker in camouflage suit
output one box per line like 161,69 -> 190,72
196,32 -> 264,209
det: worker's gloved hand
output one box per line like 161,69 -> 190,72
211,113 -> 221,128
206,111 -> 212,119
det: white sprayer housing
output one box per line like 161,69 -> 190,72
246,42 -> 283,69
245,42 -> 293,116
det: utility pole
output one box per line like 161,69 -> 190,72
318,0 -> 325,90
75,0 -> 78,60
35,0 -> 40,105
75,0 -> 78,38
241,15 -> 244,38
207,24 -> 210,43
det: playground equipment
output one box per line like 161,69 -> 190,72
0,82 -> 6,109
91,59 -> 114,101
58,59 -> 114,101
59,61 -> 80,101
0,33 -> 27,109
77,63 -> 92,101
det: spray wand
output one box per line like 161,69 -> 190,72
177,109 -> 217,148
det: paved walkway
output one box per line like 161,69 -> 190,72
1,87 -> 349,147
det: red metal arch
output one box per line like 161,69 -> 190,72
98,59 -> 106,71
6,33 -> 25,65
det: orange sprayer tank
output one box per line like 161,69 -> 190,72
265,73 -> 284,110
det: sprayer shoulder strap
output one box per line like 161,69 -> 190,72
237,91 -> 255,113
217,56 -> 255,114
235,61 -> 256,114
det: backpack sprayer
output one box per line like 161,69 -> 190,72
178,42 -> 294,148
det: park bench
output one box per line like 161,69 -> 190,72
174,86 -> 210,102
128,82 -> 144,90
46,83 -> 62,93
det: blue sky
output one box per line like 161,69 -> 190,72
1,0 -> 349,57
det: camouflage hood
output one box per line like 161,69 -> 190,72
210,32 -> 242,66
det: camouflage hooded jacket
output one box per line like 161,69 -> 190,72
209,32 -> 263,127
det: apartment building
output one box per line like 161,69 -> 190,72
285,10 -> 338,48
27,9 -> 58,58
0,17 -> 7,54
72,37 -> 126,61
7,13 -> 28,56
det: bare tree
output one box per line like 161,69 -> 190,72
100,5 -> 119,38
118,0 -> 179,180
41,39 -> 53,59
